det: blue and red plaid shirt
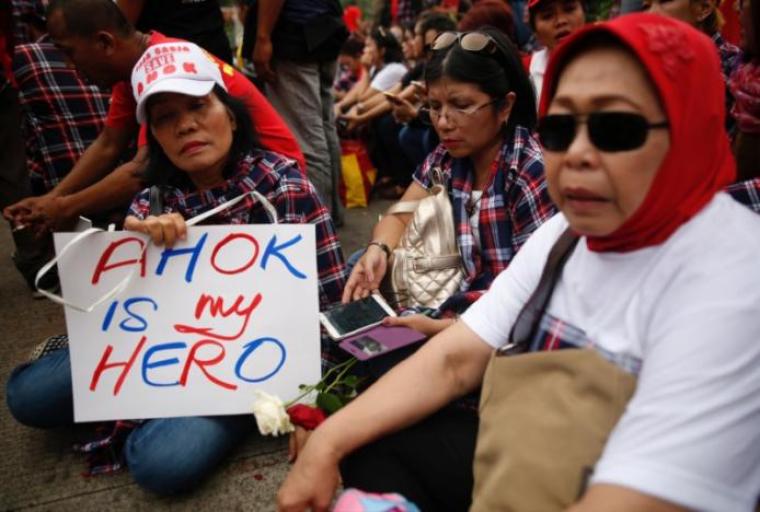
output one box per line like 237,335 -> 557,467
413,126 -> 556,315
13,40 -> 109,193
727,179 -> 760,214
129,149 -> 347,310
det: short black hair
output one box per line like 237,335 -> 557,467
340,35 -> 365,58
47,0 -> 133,38
528,0 -> 586,30
420,13 -> 457,37
143,85 -> 256,189
424,27 -> 537,134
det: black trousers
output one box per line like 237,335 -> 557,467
340,407 -> 479,512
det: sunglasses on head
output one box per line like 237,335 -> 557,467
537,112 -> 669,152
432,31 -> 500,55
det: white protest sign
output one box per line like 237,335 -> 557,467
54,225 -> 320,422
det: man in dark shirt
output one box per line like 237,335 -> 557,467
244,0 -> 348,224
116,0 -> 232,62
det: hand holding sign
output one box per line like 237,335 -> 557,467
124,213 -> 187,248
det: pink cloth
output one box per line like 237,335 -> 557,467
334,488 -> 420,512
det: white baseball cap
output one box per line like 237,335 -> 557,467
131,42 -> 227,124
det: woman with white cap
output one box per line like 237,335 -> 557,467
5,41 -> 347,496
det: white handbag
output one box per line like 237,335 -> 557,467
383,173 -> 465,309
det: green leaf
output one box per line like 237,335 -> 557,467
343,375 -> 360,388
316,392 -> 344,414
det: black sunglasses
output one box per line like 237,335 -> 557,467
537,112 -> 669,152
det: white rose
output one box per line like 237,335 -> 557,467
252,390 -> 295,436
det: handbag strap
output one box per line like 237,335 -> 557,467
386,199 -> 420,215
386,181 -> 449,216
149,185 -> 163,216
497,227 -> 579,356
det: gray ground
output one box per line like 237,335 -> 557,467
0,199 -> 390,512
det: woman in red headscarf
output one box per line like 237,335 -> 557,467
277,13 -> 760,512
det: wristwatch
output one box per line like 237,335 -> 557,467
367,241 -> 391,259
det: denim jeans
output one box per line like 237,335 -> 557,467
6,347 -> 255,495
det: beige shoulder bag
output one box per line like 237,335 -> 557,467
471,229 -> 638,511
382,171 -> 465,309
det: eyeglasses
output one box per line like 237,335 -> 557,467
537,112 -> 669,152
420,99 -> 499,125
432,31 -> 499,55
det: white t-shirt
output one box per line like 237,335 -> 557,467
369,62 -> 407,92
462,193 -> 760,512
529,48 -> 549,109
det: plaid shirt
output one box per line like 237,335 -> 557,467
712,32 -> 743,137
413,126 -> 556,315
726,179 -> 760,214
13,40 -> 109,192
129,149 -> 346,310
530,313 -> 642,375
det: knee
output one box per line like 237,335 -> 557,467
125,430 -> 203,496
125,416 -> 251,496
6,368 -> 39,427
6,357 -> 73,428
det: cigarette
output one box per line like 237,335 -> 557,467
11,224 -> 27,232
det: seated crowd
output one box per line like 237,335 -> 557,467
3,0 -> 760,510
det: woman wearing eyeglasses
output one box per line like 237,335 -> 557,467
342,28 -> 555,337
278,13 -> 760,512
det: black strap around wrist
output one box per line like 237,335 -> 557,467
367,241 -> 392,259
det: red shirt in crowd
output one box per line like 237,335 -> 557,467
105,32 -> 305,171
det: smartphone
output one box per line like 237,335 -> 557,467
319,294 -> 396,341
339,325 -> 426,360
383,91 -> 403,105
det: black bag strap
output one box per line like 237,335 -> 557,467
148,185 -> 163,217
497,227 -> 579,356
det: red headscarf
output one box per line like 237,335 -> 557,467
539,13 -> 736,252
